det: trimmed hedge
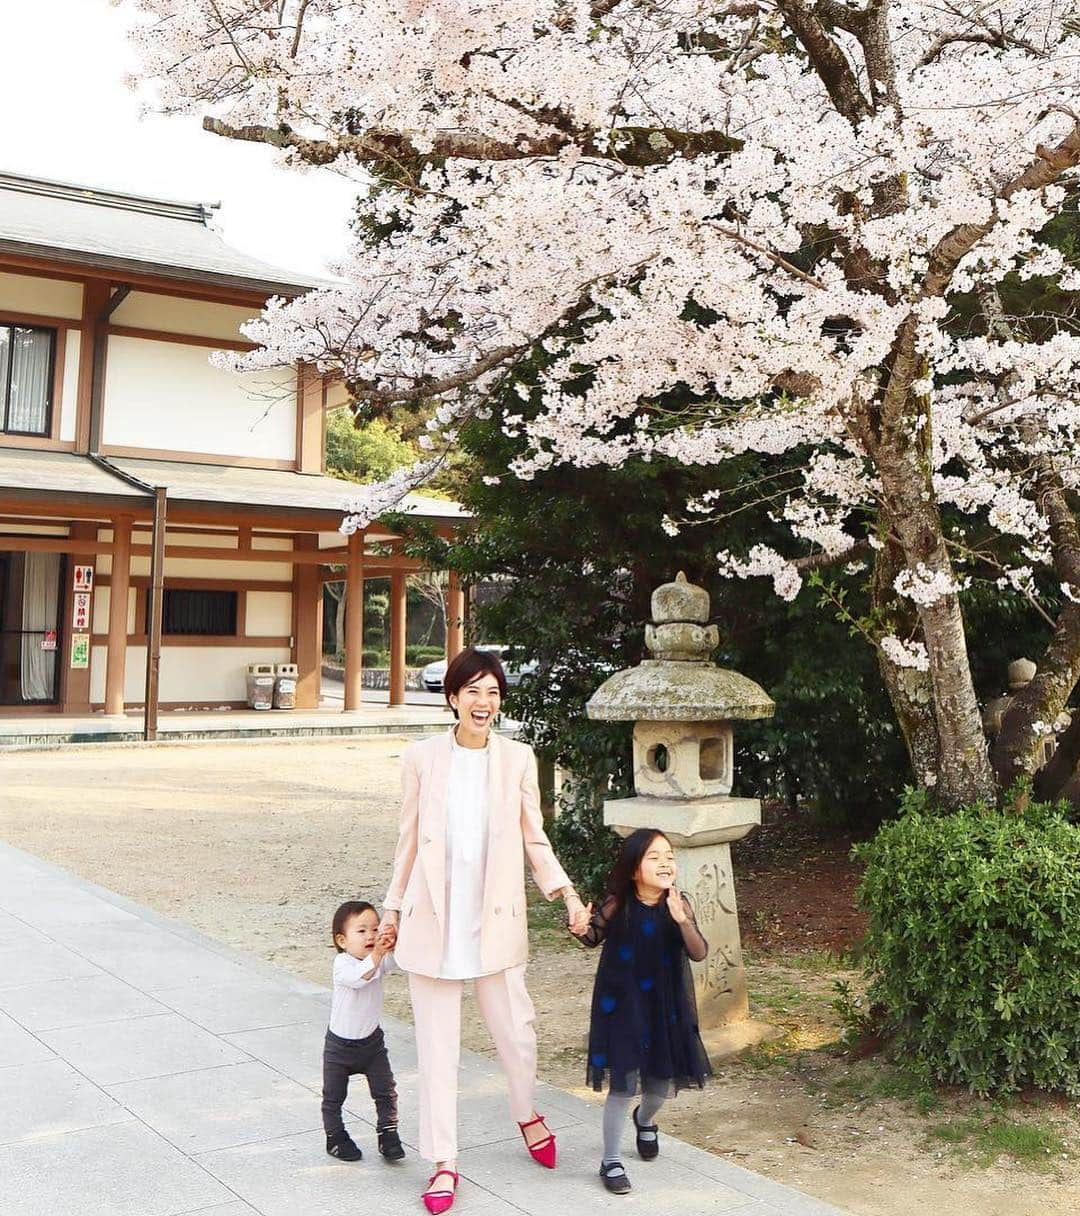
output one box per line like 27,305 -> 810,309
855,791 -> 1080,1096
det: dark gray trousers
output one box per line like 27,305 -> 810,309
321,1026 -> 398,1137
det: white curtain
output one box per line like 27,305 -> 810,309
20,552 -> 60,702
5,328 -> 52,434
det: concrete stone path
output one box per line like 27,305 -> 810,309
0,842 -> 849,1216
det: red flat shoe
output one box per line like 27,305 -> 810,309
422,1169 -> 459,1215
517,1113 -> 557,1169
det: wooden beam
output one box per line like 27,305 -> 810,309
106,324 -> 256,352
76,280 -> 110,453
295,362 -> 325,474
0,252 -> 288,307
58,523 -> 96,713
0,535 -> 114,555
292,533 -> 323,709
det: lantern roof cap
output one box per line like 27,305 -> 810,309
587,572 -> 774,722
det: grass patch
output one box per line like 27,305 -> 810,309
740,1028 -> 800,1070
927,1115 -> 1065,1170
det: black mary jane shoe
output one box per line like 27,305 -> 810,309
326,1132 -> 362,1161
632,1104 -> 660,1160
599,1160 -> 632,1194
378,1127 -> 405,1161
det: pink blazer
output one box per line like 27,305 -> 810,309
383,727 -> 571,978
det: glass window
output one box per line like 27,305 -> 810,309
1,325 -> 55,436
157,589 -> 239,637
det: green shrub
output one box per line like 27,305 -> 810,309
362,648 -> 387,667
407,645 -> 445,666
546,778 -> 622,902
855,790 -> 1080,1096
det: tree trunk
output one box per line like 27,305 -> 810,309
325,582 -> 346,659
876,458 -> 995,808
871,534 -> 942,786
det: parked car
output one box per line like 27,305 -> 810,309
421,644 -> 538,693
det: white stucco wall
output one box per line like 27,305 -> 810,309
101,336 -> 297,461
246,591 -> 292,636
0,272 -> 82,319
90,644 -> 293,705
87,526 -> 300,705
58,329 -> 80,442
109,293 -> 260,342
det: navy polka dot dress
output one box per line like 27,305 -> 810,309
582,893 -> 712,1095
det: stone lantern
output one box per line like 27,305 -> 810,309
586,572 -> 775,1051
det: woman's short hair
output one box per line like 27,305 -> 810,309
444,646 -> 508,714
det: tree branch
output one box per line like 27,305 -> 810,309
777,0 -> 871,125
923,119 -> 1080,298
201,115 -> 738,174
793,539 -> 870,571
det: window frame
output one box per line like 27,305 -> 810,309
0,323 -> 57,438
152,587 -> 241,638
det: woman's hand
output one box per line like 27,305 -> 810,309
564,892 -> 592,936
378,911 -> 400,949
666,885 -> 688,924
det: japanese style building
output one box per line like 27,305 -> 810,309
0,172 -> 464,729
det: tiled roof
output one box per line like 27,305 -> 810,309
0,172 -> 322,296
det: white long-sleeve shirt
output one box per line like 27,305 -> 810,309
329,950 -> 399,1039
439,733 -> 492,980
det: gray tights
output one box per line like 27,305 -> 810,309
602,1082 -> 667,1165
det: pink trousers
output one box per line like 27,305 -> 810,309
408,964 -> 538,1162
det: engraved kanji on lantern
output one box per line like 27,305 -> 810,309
587,572 -> 774,1035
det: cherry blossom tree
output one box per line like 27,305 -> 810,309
122,0 -> 1080,808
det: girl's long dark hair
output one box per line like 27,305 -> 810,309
604,828 -> 670,921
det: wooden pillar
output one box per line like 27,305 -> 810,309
104,515 -> 132,716
293,534 -> 324,710
446,571 -> 465,662
59,522 -> 97,713
344,530 -> 364,711
389,570 -> 407,706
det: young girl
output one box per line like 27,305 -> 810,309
322,900 -> 405,1163
570,829 -> 711,1194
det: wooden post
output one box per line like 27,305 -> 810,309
104,515 -> 132,716
446,570 -> 465,662
389,570 -> 407,706
59,522 -> 97,713
143,488 -> 167,741
344,530 -> 364,710
293,534 -> 324,709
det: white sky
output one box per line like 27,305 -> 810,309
0,1 -> 358,278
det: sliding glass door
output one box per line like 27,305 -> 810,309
0,551 -> 64,705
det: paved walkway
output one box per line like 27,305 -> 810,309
0,843 -> 848,1216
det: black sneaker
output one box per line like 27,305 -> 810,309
378,1127 -> 405,1161
633,1104 -> 660,1160
326,1132 -> 362,1161
600,1160 -> 632,1194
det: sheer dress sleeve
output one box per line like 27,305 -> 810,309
678,893 -> 708,962
574,895 -> 618,948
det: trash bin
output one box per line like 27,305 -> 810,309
245,662 -> 276,710
273,662 -> 298,710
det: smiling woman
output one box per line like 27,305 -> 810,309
376,645 -> 589,1213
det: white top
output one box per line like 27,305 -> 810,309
440,732 -> 492,980
329,951 -> 399,1040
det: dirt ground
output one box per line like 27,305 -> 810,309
1,736 -> 1076,1216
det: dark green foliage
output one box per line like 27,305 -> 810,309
407,645 -> 445,666
855,789 -> 1080,1095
